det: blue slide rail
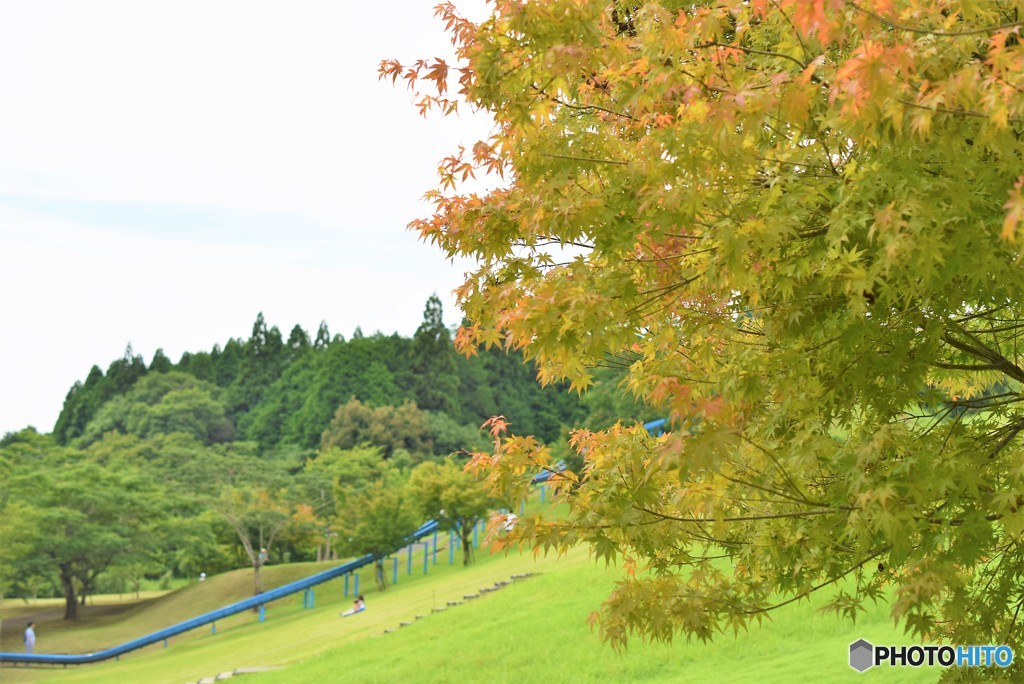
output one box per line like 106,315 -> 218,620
0,519 -> 439,666
644,418 -> 667,436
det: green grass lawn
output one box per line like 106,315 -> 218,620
0,535 -> 939,684
243,549 -> 938,684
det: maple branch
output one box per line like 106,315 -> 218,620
629,247 -> 717,264
676,521 -> 750,549
1006,597 -> 1024,642
591,358 -> 633,370
985,420 -> 1024,459
716,471 -> 827,507
816,137 -> 843,177
941,329 -> 1024,384
897,98 -> 1024,125
517,238 -> 595,250
768,0 -> 809,63
626,273 -> 704,316
552,97 -> 636,121
944,392 -> 1021,409
752,155 -> 835,174
968,322 -> 1024,334
675,67 -> 728,95
953,304 -> 1011,323
738,434 -> 820,506
737,546 -> 892,615
930,361 -> 1004,371
921,511 -> 1005,526
636,505 -> 851,523
525,451 -> 578,487
845,1 -> 1023,36
540,153 -> 629,165
695,41 -> 808,70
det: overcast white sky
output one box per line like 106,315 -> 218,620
0,0 -> 492,435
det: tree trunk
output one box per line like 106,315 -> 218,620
253,561 -> 262,596
60,564 -> 79,621
461,525 -> 474,566
374,558 -> 388,590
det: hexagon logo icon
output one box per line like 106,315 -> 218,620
850,639 -> 874,672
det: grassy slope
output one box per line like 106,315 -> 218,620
246,550 -> 937,684
2,541 -> 938,684
0,562 -> 347,656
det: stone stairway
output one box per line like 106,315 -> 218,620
190,572 -> 539,680
190,665 -> 281,683
381,572 -> 537,635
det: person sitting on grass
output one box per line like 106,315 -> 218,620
340,595 -> 366,617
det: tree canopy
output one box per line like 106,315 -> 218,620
0,437 -> 165,620
384,0 -> 1024,661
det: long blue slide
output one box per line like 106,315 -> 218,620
0,520 -> 439,666
0,424 -> 664,668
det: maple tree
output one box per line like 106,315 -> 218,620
383,0 -> 1024,661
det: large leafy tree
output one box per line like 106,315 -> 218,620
409,461 -> 495,566
189,443 -> 302,595
0,442 -> 164,620
385,0 -> 1024,661
335,464 -> 420,590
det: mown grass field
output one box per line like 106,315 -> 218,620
1,531 -> 940,684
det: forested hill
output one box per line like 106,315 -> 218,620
0,296 -> 649,619
51,295 -> 585,450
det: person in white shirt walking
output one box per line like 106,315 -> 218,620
24,622 -> 36,653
